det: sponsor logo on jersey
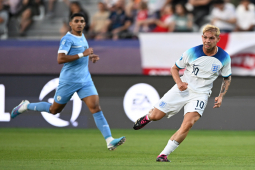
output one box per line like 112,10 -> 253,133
211,64 -> 220,73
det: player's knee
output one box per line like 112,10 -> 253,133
49,107 -> 62,115
149,109 -> 165,121
89,104 -> 101,113
182,121 -> 195,131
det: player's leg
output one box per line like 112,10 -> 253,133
133,84 -> 185,130
78,81 -> 125,150
170,112 -> 200,143
133,108 -> 166,130
82,95 -> 125,150
11,82 -> 73,119
11,100 -> 66,118
27,101 -> 66,115
156,112 -> 200,162
157,92 -> 209,162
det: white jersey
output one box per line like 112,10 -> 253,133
175,45 -> 231,93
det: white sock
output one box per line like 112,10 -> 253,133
160,140 -> 179,156
146,115 -> 150,120
106,137 -> 114,145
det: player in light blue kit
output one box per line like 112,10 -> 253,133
11,13 -> 125,150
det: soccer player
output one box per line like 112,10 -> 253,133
133,25 -> 231,162
11,13 -> 125,151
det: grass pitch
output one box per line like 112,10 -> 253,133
0,128 -> 254,170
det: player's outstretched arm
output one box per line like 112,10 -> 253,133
213,76 -> 232,108
57,48 -> 93,64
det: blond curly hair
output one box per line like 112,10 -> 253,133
202,25 -> 220,37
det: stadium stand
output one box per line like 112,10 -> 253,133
7,0 -> 97,39
5,0 -> 254,40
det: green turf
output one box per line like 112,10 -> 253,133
0,128 -> 254,170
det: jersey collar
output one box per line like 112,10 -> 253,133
202,46 -> 218,57
67,32 -> 83,38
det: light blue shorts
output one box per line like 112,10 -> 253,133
54,81 -> 98,104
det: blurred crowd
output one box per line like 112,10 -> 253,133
0,0 -> 255,40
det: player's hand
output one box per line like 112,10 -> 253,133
177,82 -> 188,91
213,96 -> 223,108
83,48 -> 93,56
89,54 -> 99,63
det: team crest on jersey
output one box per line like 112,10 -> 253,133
57,96 -> 62,101
211,64 -> 220,73
60,40 -> 66,50
159,101 -> 166,108
62,39 -> 66,45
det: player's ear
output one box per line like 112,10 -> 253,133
217,36 -> 221,43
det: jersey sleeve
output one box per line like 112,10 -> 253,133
58,38 -> 72,55
221,56 -> 231,77
175,51 -> 189,69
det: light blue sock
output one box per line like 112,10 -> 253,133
27,102 -> 51,113
93,111 -> 112,139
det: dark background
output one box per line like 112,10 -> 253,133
1,75 -> 255,130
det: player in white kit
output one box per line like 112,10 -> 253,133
133,25 -> 232,162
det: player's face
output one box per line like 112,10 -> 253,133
202,31 -> 220,51
70,16 -> 86,33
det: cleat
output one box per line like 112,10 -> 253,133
107,136 -> 126,151
156,154 -> 171,162
133,115 -> 151,130
11,100 -> 30,119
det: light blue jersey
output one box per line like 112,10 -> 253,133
55,32 -> 97,104
58,32 -> 92,83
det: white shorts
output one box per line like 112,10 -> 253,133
154,84 -> 210,118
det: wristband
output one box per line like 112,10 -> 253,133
78,53 -> 84,58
